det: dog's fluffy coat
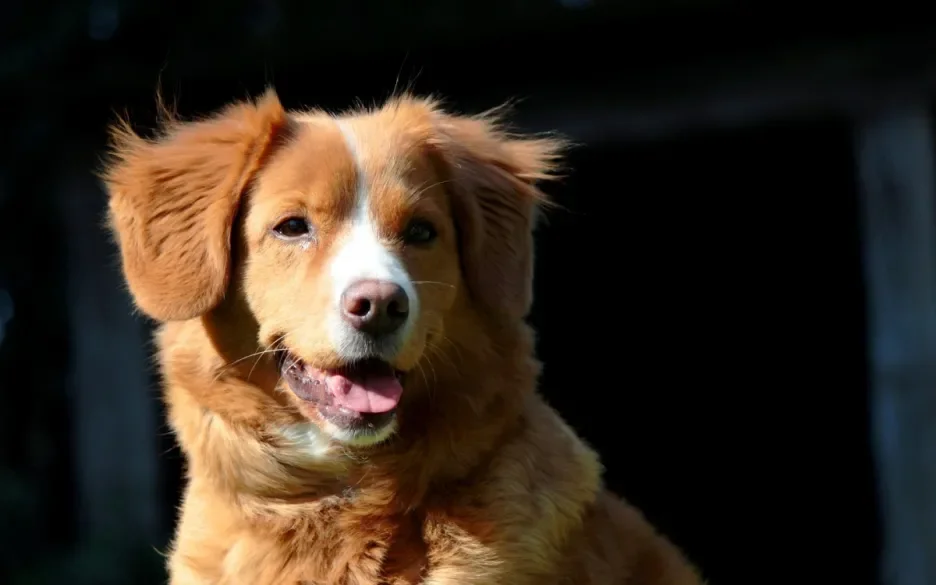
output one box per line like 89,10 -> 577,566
103,90 -> 702,584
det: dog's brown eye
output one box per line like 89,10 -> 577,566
273,217 -> 312,240
403,219 -> 437,245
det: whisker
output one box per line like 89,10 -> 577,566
213,350 -> 276,382
410,178 -> 454,201
212,337 -> 288,383
415,361 -> 431,393
435,333 -> 466,366
424,355 -> 438,386
247,334 -> 288,381
411,280 -> 455,290
214,349 -> 282,382
426,341 -> 457,372
217,348 -> 277,372
213,334 -> 287,377
461,391 -> 482,416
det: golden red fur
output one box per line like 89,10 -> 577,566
103,89 -> 703,584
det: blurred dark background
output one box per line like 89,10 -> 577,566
5,2 -> 936,584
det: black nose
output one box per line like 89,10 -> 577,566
340,279 -> 410,336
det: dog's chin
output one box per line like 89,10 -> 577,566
278,351 -> 406,446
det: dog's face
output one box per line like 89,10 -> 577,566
104,91 -> 562,447
241,112 -> 462,444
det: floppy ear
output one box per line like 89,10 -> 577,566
428,108 -> 565,321
103,90 -> 288,322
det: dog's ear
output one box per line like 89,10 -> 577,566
103,90 -> 288,321
427,106 -> 565,321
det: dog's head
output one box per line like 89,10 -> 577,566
104,90 -> 563,448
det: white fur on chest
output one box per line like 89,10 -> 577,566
277,422 -> 335,461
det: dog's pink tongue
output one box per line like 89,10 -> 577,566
325,368 -> 402,413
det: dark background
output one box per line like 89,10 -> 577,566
5,1 -> 934,584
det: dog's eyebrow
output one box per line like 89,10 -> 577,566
273,189 -> 309,198
267,190 -> 315,206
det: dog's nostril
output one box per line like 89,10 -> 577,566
387,299 -> 408,319
347,298 -> 372,318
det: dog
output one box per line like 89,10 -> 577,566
103,90 -> 703,585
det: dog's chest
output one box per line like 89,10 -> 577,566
266,501 -> 428,585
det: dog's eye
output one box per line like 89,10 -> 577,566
273,217 -> 312,240
403,219 -> 437,245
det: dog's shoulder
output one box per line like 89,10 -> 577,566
415,396 -> 600,583
418,397 -> 702,584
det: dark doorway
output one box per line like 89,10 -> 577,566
531,117 -> 879,584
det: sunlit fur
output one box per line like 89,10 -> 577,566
103,89 -> 703,584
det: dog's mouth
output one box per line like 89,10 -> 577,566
278,351 -> 405,432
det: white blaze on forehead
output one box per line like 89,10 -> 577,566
327,119 -> 418,351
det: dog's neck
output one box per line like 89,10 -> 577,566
160,298 -> 539,515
